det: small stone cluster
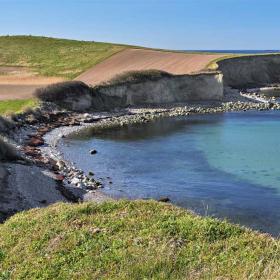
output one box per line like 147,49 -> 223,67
15,109 -> 106,197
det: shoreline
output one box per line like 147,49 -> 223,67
36,90 -> 280,203
1,87 -> 280,222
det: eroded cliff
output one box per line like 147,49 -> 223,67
217,54 -> 280,88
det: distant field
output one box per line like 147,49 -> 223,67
0,36 -> 126,79
0,36 -> 229,102
0,36 -> 127,100
76,48 -> 225,85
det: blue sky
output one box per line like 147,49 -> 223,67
0,0 -> 279,50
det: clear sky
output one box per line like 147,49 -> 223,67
0,0 -> 279,50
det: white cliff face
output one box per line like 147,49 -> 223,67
217,54 -> 280,88
97,72 -> 224,106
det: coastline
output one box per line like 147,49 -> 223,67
1,86 -> 280,222
36,88 -> 280,204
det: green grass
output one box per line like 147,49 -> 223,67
0,36 -> 126,79
0,98 -> 38,115
0,200 -> 279,279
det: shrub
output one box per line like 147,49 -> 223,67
99,69 -> 173,87
34,81 -> 92,102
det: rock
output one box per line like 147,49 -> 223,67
71,178 -> 80,186
56,160 -> 65,170
39,199 -> 47,204
77,182 -> 86,189
88,171 -> 94,176
90,149 -> 97,155
37,127 -> 49,134
83,118 -> 97,123
28,137 -> 44,147
23,146 -> 39,157
158,197 -> 170,203
86,184 -> 97,190
268,102 -> 274,109
25,115 -> 37,125
54,174 -> 64,182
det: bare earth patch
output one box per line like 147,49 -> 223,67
0,75 -> 64,100
75,49 -> 225,85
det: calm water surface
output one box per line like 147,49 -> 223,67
59,111 -> 280,236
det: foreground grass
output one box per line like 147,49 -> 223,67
0,36 -> 126,79
0,98 -> 38,115
0,200 -> 279,279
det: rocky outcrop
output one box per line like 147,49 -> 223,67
217,54 -> 280,89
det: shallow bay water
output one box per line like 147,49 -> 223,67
59,111 -> 280,235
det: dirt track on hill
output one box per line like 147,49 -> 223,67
75,49 -> 224,85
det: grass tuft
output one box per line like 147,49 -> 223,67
34,81 -> 91,102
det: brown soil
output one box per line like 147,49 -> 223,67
75,49 -> 224,85
0,76 -> 64,100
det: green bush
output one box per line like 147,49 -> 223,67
99,69 -> 173,87
35,81 -> 92,102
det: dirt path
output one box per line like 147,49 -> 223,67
75,49 -> 224,85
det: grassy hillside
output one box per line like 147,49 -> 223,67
0,36 -> 126,79
0,98 -> 38,115
0,200 -> 279,280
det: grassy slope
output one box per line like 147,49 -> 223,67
0,36 -> 127,114
0,99 -> 38,115
0,200 -> 279,280
0,36 -> 126,79
0,35 -> 231,80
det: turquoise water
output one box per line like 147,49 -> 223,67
59,111 -> 280,235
